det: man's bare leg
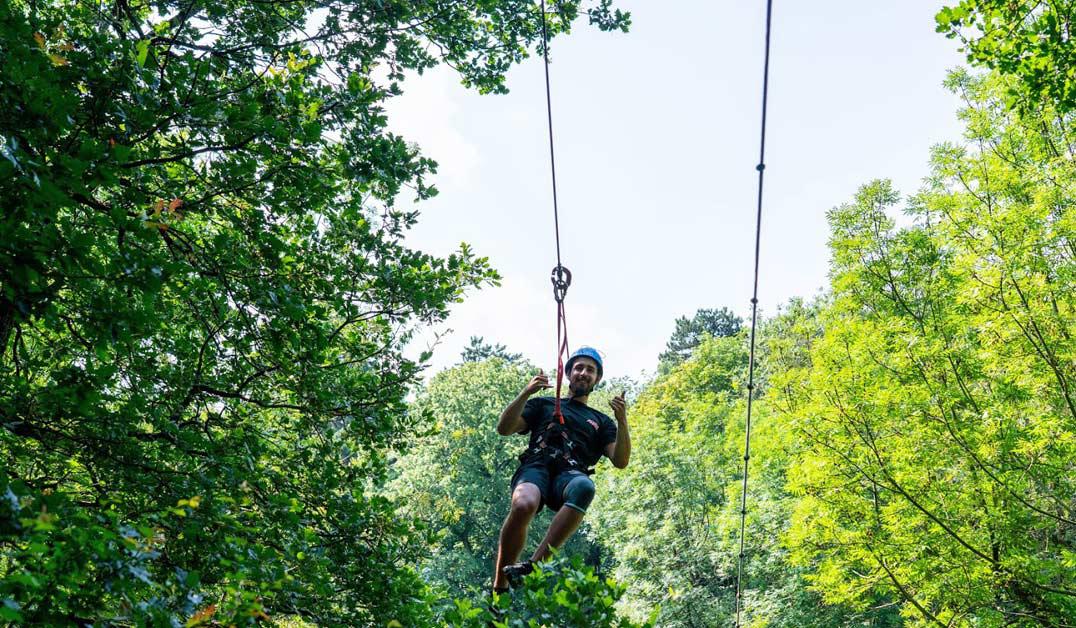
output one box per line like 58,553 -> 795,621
531,505 -> 585,563
493,483 -> 541,590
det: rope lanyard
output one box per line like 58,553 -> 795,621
553,296 -> 570,424
539,0 -> 572,425
735,0 -> 775,625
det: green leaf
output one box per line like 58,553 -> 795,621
135,40 -> 149,68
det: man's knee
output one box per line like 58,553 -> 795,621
510,483 -> 541,516
563,475 -> 596,514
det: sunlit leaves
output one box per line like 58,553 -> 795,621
784,71 -> 1076,625
937,0 -> 1076,112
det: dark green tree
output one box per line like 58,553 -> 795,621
460,336 -> 523,363
0,0 -> 628,624
658,307 -> 743,371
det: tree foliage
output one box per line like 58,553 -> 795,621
460,336 -> 523,364
658,307 -> 743,372
594,325 -> 901,627
782,71 -> 1076,626
0,0 -> 627,623
389,356 -> 539,594
936,0 -> 1076,112
440,554 -> 655,628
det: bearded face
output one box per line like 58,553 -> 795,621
567,357 -> 600,398
569,377 -> 594,397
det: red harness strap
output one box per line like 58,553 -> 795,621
553,299 -> 569,424
550,264 -> 571,424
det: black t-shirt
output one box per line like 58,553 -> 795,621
520,397 -> 618,468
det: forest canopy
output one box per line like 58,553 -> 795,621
2,1 -> 1074,627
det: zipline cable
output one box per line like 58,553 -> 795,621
540,0 -> 564,271
735,0 -> 775,626
538,0 -> 572,423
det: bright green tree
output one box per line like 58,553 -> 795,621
594,335 -> 749,626
784,71 -> 1076,627
0,0 -> 627,624
936,0 -> 1076,112
593,320 -> 901,627
390,356 -> 539,594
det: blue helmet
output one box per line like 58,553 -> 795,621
566,346 -> 603,381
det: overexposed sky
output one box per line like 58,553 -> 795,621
389,0 -> 967,381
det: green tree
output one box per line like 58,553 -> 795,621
784,71 -> 1076,626
390,357 -> 537,594
595,335 -> 748,626
936,0 -> 1076,112
659,307 -> 743,372
0,0 -> 627,624
594,323 -> 901,627
460,336 -> 523,363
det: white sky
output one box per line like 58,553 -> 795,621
389,0 -> 967,382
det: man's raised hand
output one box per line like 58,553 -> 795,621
524,369 -> 551,396
609,390 -> 628,423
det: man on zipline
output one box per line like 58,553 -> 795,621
492,347 -> 631,594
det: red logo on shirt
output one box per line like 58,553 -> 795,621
586,419 -> 599,431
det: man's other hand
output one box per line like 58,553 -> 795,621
609,391 -> 627,423
524,370 -> 551,396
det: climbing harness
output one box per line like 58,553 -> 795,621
518,417 -> 592,475
538,0 -> 572,427
735,1 -> 775,626
522,346 -> 606,473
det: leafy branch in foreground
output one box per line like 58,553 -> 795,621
937,0 -> 1076,113
440,554 -> 655,628
0,0 -> 627,624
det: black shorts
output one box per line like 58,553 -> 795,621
510,462 -> 592,513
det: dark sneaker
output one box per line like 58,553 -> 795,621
501,560 -> 534,588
